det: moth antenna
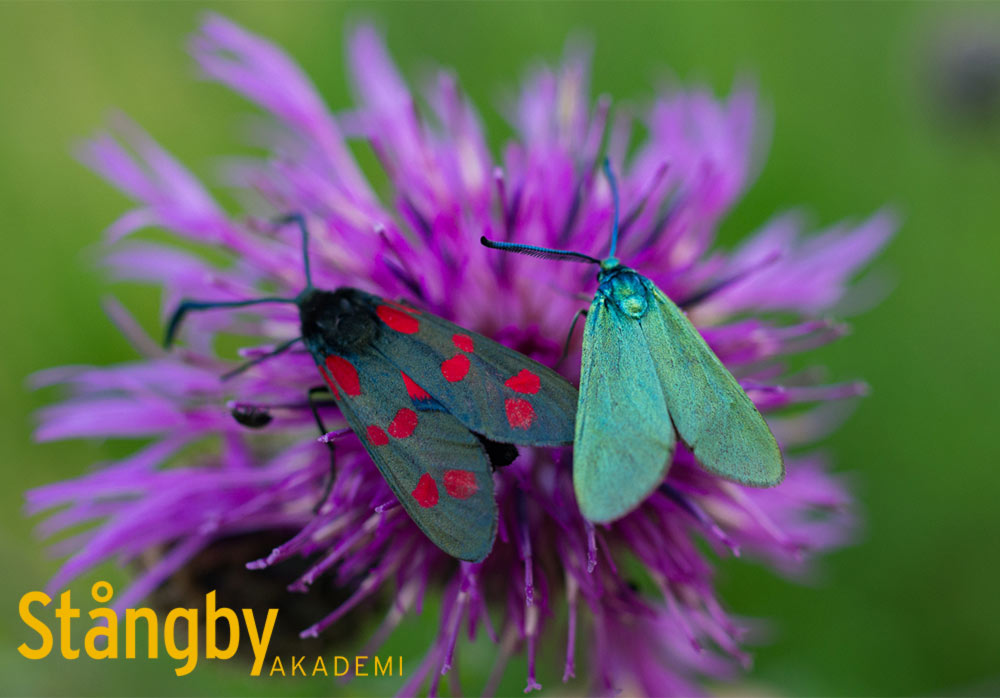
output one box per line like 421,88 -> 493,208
164,296 -> 297,348
480,236 -> 601,265
602,157 -> 622,259
275,213 -> 314,290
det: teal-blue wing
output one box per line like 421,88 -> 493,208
643,280 -> 784,487
573,296 -> 675,523
318,351 -> 496,562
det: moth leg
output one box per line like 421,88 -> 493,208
307,385 -> 339,512
558,308 -> 588,366
220,336 -> 303,381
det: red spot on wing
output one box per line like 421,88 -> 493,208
386,300 -> 420,315
411,473 -> 438,508
504,368 -> 541,395
377,305 -> 420,334
401,372 -> 430,400
505,398 -> 536,430
443,469 -> 478,499
388,408 -> 418,439
366,425 -> 389,446
325,356 -> 361,396
441,354 -> 471,382
452,334 -> 474,352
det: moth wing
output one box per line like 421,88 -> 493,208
573,295 -> 675,523
361,294 -> 577,447
643,281 -> 785,487
319,350 -> 497,562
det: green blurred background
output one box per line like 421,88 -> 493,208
2,2 -> 999,696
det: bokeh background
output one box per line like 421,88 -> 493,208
2,3 -> 999,697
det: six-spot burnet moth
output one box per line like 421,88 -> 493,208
164,215 -> 578,562
482,159 -> 784,524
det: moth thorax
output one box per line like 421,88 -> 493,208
299,288 -> 379,353
608,273 -> 650,318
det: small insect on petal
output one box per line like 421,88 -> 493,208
452,334 -> 474,352
388,408 -> 418,438
443,469 -> 478,499
412,473 -> 439,508
325,356 -> 361,396
441,354 -> 471,382
505,398 -> 536,429
377,305 -> 420,334
366,425 -> 389,446
504,369 -> 541,395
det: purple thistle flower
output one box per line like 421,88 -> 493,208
29,13 -> 893,696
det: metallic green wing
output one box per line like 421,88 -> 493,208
573,294 -> 675,523
643,280 -> 785,487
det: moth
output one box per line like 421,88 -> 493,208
482,160 -> 784,523
165,215 -> 578,561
